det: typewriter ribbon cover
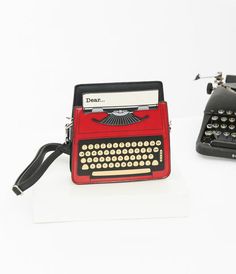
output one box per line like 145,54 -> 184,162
71,82 -> 171,184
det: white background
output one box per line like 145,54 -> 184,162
1,0 -> 236,273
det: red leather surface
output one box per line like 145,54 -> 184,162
71,102 -> 171,184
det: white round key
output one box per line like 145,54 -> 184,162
109,163 -> 114,168
88,144 -> 93,150
156,140 -> 161,146
81,158 -> 86,163
82,145 -> 87,150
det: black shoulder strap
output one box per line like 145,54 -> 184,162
12,143 -> 71,195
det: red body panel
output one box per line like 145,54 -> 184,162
71,102 -> 171,184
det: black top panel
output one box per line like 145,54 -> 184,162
205,86 -> 236,112
73,81 -> 164,108
225,75 -> 236,83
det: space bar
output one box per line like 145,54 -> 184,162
211,140 -> 236,149
92,168 -> 151,177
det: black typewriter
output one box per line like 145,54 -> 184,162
196,72 -> 236,159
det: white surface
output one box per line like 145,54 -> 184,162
33,162 -> 188,223
1,0 -> 236,273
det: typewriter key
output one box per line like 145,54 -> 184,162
109,163 -> 114,168
103,163 -> 108,169
150,141 -> 155,146
147,147 -> 152,153
96,163 -> 102,169
92,151 -> 97,156
122,149 -> 128,154
142,154 -> 148,160
88,144 -> 93,150
221,117 -> 227,122
115,162 -> 120,168
124,155 -> 129,161
130,155 -> 135,161
206,124 -> 213,129
107,143 -> 112,149
138,141 -> 143,147
90,164 -> 95,169
140,161 -> 145,167
104,150 -> 109,155
119,142 -> 124,148
152,160 -> 159,166
221,124 -> 227,129
229,118 -> 236,123
82,145 -> 87,150
121,162 -> 126,167
212,123 -> 219,128
218,109 -> 225,114
223,132 -> 230,137
205,130 -> 213,136
82,164 -> 89,170
131,142 -> 137,147
133,161 -> 138,167
153,147 -> 159,153
85,151 -> 91,157
113,143 -> 118,148
116,149 -> 121,155
134,148 -> 140,154
226,110 -> 233,115
94,144 -> 100,149
79,151 -> 85,157
229,125 -> 235,130
214,130 -> 222,136
112,156 -> 117,162
87,157 -> 92,163
156,140 -> 161,146
100,157 -> 105,162
148,154 -> 154,160
146,160 -> 151,166
101,143 -> 106,149
141,148 -> 146,153
125,142 -> 131,148
128,148 -> 134,154
110,150 -> 115,155
231,133 -> 236,138
94,157 -> 98,163
118,156 -> 123,161
144,141 -> 149,147
98,150 -> 103,156
136,155 -> 142,160
211,116 -> 218,121
127,162 -> 132,167
106,156 -> 111,162
81,158 -> 86,163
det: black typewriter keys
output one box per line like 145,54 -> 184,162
205,130 -> 213,136
226,110 -> 233,115
211,116 -> 218,121
223,132 -> 230,137
218,109 -> 225,114
221,117 -> 227,122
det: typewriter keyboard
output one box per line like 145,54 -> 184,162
78,136 -> 164,177
202,109 -> 236,149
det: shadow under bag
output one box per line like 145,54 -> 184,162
12,81 -> 171,195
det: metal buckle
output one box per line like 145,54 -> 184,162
12,185 -> 23,195
65,117 -> 73,144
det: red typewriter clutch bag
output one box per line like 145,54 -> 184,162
12,81 -> 171,195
